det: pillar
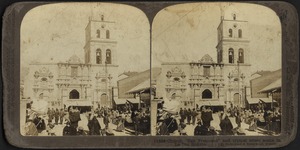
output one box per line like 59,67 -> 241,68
150,100 -> 158,136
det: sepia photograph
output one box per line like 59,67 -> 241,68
20,3 -> 151,136
1,0 -> 298,148
151,2 -> 282,136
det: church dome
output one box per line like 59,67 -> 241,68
68,54 -> 81,64
199,54 -> 214,63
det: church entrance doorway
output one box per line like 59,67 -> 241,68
233,93 -> 240,106
100,93 -> 108,106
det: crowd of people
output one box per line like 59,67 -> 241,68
156,103 -> 281,136
23,100 -> 281,136
24,101 -> 151,136
62,106 -> 151,136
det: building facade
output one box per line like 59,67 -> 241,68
155,13 -> 252,109
23,15 -> 119,109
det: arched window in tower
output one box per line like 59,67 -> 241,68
96,29 -> 100,38
101,15 -> 104,21
233,14 -> 236,20
238,29 -> 242,38
202,89 -> 212,99
220,49 -> 223,62
106,49 -> 111,64
69,89 -> 79,99
229,29 -> 233,37
96,49 -> 102,64
229,48 -> 234,64
238,48 -> 244,63
106,30 -> 110,39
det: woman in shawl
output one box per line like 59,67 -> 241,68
219,113 -> 234,135
87,113 -> 101,135
115,114 -> 125,132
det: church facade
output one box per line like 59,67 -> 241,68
23,15 -> 119,109
155,14 -> 252,109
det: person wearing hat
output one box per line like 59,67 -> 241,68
219,113 -> 234,135
77,126 -> 87,136
24,115 -> 38,136
179,122 -> 187,136
87,113 -> 101,135
157,119 -> 169,135
115,114 -> 125,132
47,122 -> 56,136
207,126 -> 217,135
191,108 -> 198,125
62,121 -> 77,136
54,108 -> 60,125
59,108 -> 65,125
194,120 -> 209,136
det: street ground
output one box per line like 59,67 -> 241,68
169,114 -> 271,136
37,114 -> 138,136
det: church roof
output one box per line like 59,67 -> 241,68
126,79 -> 150,94
68,54 -> 81,64
199,54 -> 214,64
118,71 -> 138,77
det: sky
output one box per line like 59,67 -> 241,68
152,2 -> 282,73
21,2 -> 282,77
21,3 -> 150,75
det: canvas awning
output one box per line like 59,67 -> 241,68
259,98 -> 277,103
247,98 -> 261,104
65,100 -> 92,107
127,98 -> 144,104
126,79 -> 150,94
197,100 -> 225,106
247,98 -> 276,104
258,78 -> 281,93
114,99 -> 127,105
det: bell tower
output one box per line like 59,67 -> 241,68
216,13 -> 250,65
216,12 -> 251,108
84,14 -> 117,65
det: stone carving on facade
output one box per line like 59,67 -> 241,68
165,67 -> 186,94
32,67 -> 54,94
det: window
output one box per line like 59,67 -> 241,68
39,93 -> 44,99
238,29 -> 242,38
229,29 -> 233,37
97,29 -> 100,38
106,30 -> 110,39
229,48 -> 234,64
96,49 -> 102,64
101,15 -> 104,21
71,67 -> 78,77
41,77 -> 47,81
202,89 -> 212,99
173,77 -> 180,81
220,50 -> 223,62
69,89 -> 80,99
238,48 -> 244,63
218,50 -> 223,63
173,77 -> 180,87
233,14 -> 236,20
106,49 -> 111,64
203,66 -> 210,76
